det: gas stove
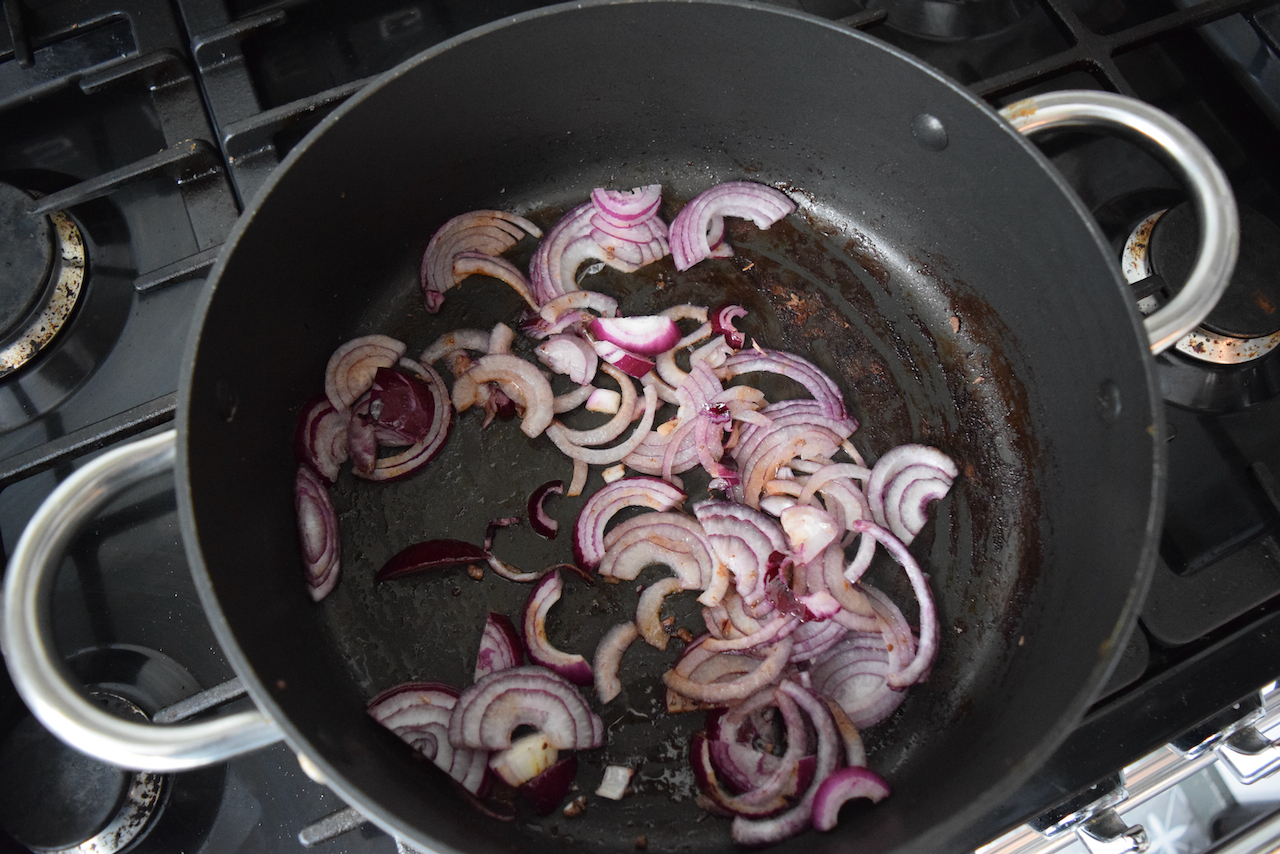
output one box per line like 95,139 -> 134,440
1,1 -> 1278,852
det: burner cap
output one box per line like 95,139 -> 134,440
1150,203 -> 1280,340
0,182 -> 55,337
0,714 -> 131,850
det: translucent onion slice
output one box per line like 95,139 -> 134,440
421,210 -> 541,313
522,569 -> 593,686
669,182 -> 796,271
452,353 -> 555,438
811,767 -> 891,832
295,464 -> 340,601
571,476 -> 687,570
475,612 -> 524,683
448,665 -> 603,751
324,334 -> 406,410
593,621 -> 640,703
367,681 -> 489,795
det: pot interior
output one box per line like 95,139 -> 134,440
179,4 -> 1161,853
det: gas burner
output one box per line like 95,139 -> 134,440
0,645 -> 228,854
0,694 -> 166,854
859,0 -> 1036,41
1123,204 -> 1280,365
1120,203 -> 1280,410
0,183 -> 85,379
0,180 -> 133,433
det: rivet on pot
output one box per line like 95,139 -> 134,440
1096,379 -> 1122,422
910,114 -> 949,151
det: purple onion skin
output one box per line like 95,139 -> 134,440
518,753 -> 579,815
476,612 -> 524,680
371,366 -> 436,442
528,480 -> 564,540
377,539 -> 488,582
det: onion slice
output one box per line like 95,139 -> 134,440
587,315 -> 682,356
325,335 -> 406,410
452,354 -> 555,438
378,539 -> 487,582
811,767 -> 891,832
295,465 -> 341,601
294,396 -> 349,483
593,621 -> 640,703
475,612 -> 524,682
367,681 -> 489,795
528,480 -> 564,540
522,570 -> 593,686
448,665 -> 603,750
669,182 -> 796,271
572,476 -> 687,570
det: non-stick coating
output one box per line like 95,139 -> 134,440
177,3 -> 1162,853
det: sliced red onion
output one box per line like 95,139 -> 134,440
691,689 -> 809,817
811,767 -> 891,832
546,363 -> 638,448
535,334 -> 598,386
779,504 -> 840,566
325,334 -> 406,410
475,612 -> 524,682
823,698 -> 868,768
528,480 -> 564,540
529,203 -> 595,304
809,636 -> 906,729
451,251 -> 539,312
420,328 -> 492,370
590,339 -> 656,378
448,665 -> 603,751
636,576 -> 686,650
587,315 -> 682,356
367,681 -> 488,794
488,730 -> 559,788
538,289 -> 619,324
586,388 -> 621,413
719,349 -> 850,421
572,476 -> 687,570
522,569 -> 593,686
848,521 -> 937,688
599,512 -> 714,589
593,621 -> 640,703
452,354 -> 555,438
591,185 -> 661,226
294,395 -> 349,483
519,754 -> 579,815
377,539 -> 487,582
669,182 -> 796,271
595,764 -> 634,800
662,636 -> 793,705
296,465 -> 340,601
357,358 -> 454,482
421,210 -> 541,313
866,444 -> 958,545
368,366 -> 437,445
730,681 -> 839,846
544,385 -> 658,465
711,304 -> 749,349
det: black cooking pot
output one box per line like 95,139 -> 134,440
3,2 -> 1238,854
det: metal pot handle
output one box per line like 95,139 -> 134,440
999,90 -> 1239,355
1,429 -> 284,771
